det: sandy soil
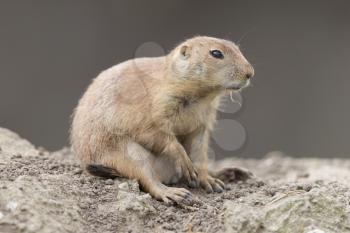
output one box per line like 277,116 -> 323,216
1,127 -> 350,233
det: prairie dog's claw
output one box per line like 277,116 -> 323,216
155,186 -> 192,204
199,174 -> 226,193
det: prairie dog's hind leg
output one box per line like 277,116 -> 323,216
89,140 -> 192,204
153,155 -> 181,185
210,167 -> 254,183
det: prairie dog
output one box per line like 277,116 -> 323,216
70,36 -> 254,203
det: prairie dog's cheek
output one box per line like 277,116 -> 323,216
217,68 -> 233,81
194,63 -> 206,76
171,59 -> 190,75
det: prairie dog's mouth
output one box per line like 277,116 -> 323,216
225,79 -> 250,91
226,86 -> 241,90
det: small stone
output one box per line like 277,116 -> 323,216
297,172 -> 310,178
38,147 -> 46,155
256,180 -> 265,187
12,153 -> 22,159
73,169 -> 83,175
118,182 -> 129,190
6,201 -> 18,212
315,180 -> 325,185
253,201 -> 263,206
49,165 -> 59,170
137,194 -> 152,201
105,179 -> 114,185
129,180 -> 140,192
307,229 -> 326,233
267,189 -> 276,196
247,179 -> 256,185
28,171 -> 36,176
303,183 -> 313,192
163,225 -> 175,231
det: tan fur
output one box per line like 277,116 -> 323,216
70,36 -> 254,203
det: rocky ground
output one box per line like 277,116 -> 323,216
1,127 -> 350,233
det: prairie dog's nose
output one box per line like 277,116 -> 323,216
245,64 -> 254,79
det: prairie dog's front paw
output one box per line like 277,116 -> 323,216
174,156 -> 198,186
198,173 -> 225,193
157,186 -> 192,204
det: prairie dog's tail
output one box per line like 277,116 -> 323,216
86,164 -> 122,179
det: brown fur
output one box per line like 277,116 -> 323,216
70,36 -> 254,203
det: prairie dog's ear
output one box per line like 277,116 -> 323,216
172,45 -> 191,75
179,45 -> 191,59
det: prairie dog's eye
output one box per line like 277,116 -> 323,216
210,50 -> 224,59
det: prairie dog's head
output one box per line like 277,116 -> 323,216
168,36 -> 254,91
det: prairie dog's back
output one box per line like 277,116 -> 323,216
71,56 -> 166,163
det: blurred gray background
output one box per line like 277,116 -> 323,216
1,0 -> 350,158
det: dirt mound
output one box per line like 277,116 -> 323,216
1,128 -> 350,233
